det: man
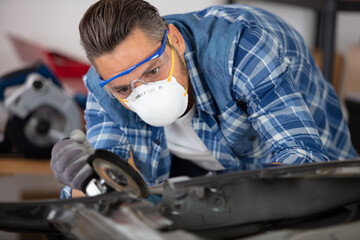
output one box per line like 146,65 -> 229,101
51,0 -> 357,198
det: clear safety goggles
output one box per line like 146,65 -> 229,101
98,28 -> 174,101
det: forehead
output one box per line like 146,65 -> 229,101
94,28 -> 160,80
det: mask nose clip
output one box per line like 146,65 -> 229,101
131,79 -> 148,94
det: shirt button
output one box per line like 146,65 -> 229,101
155,140 -> 161,145
249,135 -> 257,141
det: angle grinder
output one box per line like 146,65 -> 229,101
81,149 -> 150,199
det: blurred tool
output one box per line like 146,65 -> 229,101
0,34 -> 91,158
0,63 -> 83,158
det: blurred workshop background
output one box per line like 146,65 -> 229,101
0,0 -> 359,239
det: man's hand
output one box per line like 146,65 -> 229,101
269,162 -> 284,165
50,129 -> 95,191
72,189 -> 85,198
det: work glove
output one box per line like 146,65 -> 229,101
50,129 -> 95,190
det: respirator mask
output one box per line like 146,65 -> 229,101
123,76 -> 188,126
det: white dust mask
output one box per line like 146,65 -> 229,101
124,76 -> 188,126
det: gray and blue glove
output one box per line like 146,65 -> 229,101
50,129 -> 95,190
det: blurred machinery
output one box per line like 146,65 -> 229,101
0,151 -> 360,239
0,34 -> 90,158
0,63 -> 84,158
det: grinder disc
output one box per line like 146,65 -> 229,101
88,149 -> 150,198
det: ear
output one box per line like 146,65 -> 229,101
168,24 -> 186,55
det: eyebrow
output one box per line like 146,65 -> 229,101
108,58 -> 162,92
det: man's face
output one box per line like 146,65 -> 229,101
94,25 -> 189,110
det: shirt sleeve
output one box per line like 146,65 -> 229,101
60,185 -> 72,199
230,25 -> 329,164
84,89 -> 131,161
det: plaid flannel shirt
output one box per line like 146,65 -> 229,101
61,5 -> 357,198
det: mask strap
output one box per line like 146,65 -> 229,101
118,98 -> 128,103
167,34 -> 187,97
184,88 -> 188,96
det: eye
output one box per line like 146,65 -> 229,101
117,85 -> 131,94
145,67 -> 159,79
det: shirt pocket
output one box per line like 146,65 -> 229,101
150,139 -> 163,160
230,126 -> 260,157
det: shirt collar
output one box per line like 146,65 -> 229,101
183,45 -> 217,115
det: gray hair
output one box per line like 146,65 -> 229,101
79,0 -> 166,64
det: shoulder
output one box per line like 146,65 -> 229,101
164,5 -> 285,28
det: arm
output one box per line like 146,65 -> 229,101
84,91 -> 131,157
230,26 -> 328,164
72,189 -> 85,198
58,90 -> 134,199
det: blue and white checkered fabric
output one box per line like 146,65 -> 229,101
61,5 -> 357,199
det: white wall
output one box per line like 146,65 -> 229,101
0,0 -> 97,75
0,0 -> 224,135
0,0 -> 224,76
1,0 -> 359,77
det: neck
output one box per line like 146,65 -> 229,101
180,81 -> 194,118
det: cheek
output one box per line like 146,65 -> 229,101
174,56 -> 189,89
173,70 -> 186,90
179,74 -> 189,90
